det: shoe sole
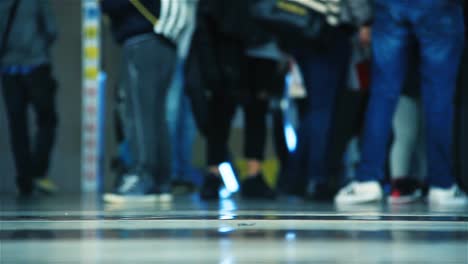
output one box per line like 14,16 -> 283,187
388,190 -> 422,204
35,182 -> 58,195
335,195 -> 383,205
158,193 -> 173,203
428,198 -> 468,207
103,193 -> 158,204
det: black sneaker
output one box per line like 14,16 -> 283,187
103,173 -> 158,203
241,173 -> 276,200
305,182 -> 338,202
17,176 -> 34,198
388,178 -> 422,204
200,173 -> 223,200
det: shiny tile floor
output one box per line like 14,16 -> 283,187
1,194 -> 467,263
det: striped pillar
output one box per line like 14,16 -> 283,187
81,0 -> 105,193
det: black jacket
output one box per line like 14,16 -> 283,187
101,0 -> 189,44
185,0 -> 279,135
101,0 -> 156,44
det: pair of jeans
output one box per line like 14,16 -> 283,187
357,0 -> 465,188
287,31 -> 352,191
167,60 -> 197,183
121,34 -> 176,185
1,64 -> 58,192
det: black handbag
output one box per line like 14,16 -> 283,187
250,0 -> 341,49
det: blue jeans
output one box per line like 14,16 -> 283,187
291,31 -> 351,185
357,0 -> 465,188
167,60 -> 198,184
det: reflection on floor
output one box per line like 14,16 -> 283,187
1,194 -> 467,263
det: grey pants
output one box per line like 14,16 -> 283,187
121,34 -> 177,184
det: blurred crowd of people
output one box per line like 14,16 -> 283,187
1,0 -> 468,207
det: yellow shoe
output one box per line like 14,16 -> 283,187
35,178 -> 59,194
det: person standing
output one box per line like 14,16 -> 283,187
335,0 -> 468,206
102,0 -> 189,203
284,0 -> 372,200
0,0 -> 59,196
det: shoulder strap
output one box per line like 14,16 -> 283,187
0,0 -> 21,60
129,0 -> 158,25
289,0 -> 341,26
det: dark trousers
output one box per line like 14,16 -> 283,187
327,90 -> 369,185
287,31 -> 352,191
121,34 -> 176,185
357,0 -> 465,188
455,41 -> 468,192
206,93 -> 269,165
206,58 -> 283,166
1,65 -> 58,192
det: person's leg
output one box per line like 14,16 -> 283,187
27,65 -> 59,194
175,86 -> 197,184
206,93 -> 237,170
271,103 -> 289,187
243,59 -> 268,178
201,91 -> 237,200
336,1 -> 410,204
326,90 -> 368,195
2,74 -> 33,194
355,1 -> 410,183
27,65 -> 58,179
242,94 -> 275,199
295,31 -> 351,192
166,60 -> 183,182
413,2 -> 465,193
243,96 -> 267,177
147,38 -> 177,192
242,58 -> 286,199
117,36 -> 176,199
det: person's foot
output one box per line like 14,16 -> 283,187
35,178 -> 59,194
388,178 -> 422,204
103,173 -> 158,203
241,173 -> 276,199
17,177 -> 34,198
334,181 -> 383,205
156,183 -> 173,202
428,185 -> 468,207
200,173 -> 223,201
17,187 -> 35,199
305,182 -> 338,202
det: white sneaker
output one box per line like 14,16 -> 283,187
334,181 -> 383,205
428,185 -> 468,207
